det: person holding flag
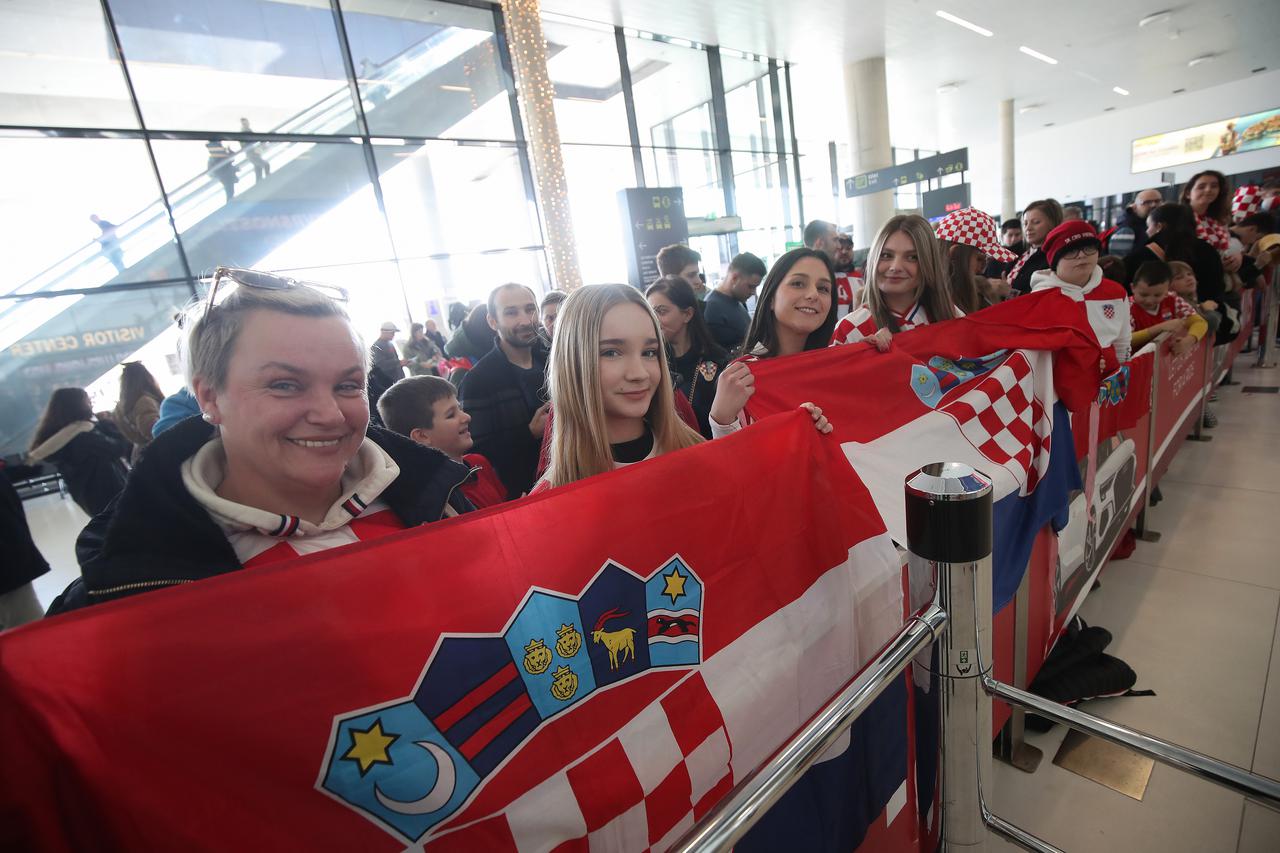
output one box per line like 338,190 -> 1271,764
831,214 -> 963,351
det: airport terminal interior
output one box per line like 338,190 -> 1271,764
3,1 -> 1280,851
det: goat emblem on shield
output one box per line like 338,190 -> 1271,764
592,608 -> 637,671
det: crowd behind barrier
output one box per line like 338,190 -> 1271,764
0,167 -> 1278,850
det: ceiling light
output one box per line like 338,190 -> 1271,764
1138,11 -> 1173,28
1172,87 -> 1186,94
1018,103 -> 1044,114
1187,53 -> 1217,68
936,10 -> 994,37
439,84 -> 472,93
936,81 -> 962,94
1253,66 -> 1268,73
1019,46 -> 1059,65
1104,107 -> 1116,112
1113,86 -> 1130,95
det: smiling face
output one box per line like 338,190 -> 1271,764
646,291 -> 691,344
597,302 -> 662,435
771,256 -> 832,339
194,310 -> 369,512
1022,209 -> 1053,246
1132,278 -> 1169,313
414,395 -> 473,459
875,230 -> 921,305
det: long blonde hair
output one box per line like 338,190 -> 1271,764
861,214 -> 956,332
542,284 -> 702,489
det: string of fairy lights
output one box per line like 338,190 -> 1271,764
501,0 -> 583,292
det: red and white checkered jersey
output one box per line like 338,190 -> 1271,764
834,271 -> 862,320
181,437 -> 407,568
1130,293 -> 1196,332
1195,213 -> 1230,252
831,301 -> 962,346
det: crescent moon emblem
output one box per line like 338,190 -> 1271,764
374,741 -> 456,815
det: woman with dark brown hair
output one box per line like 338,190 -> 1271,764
1010,198 -> 1064,294
28,387 -> 130,517
1179,169 -> 1232,251
113,362 -> 164,460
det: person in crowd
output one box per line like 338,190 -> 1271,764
458,284 -> 549,498
1125,203 -> 1226,310
113,361 -> 164,461
89,214 -> 125,273
537,285 -> 705,490
1168,260 -> 1222,348
1232,212 -> 1275,290
377,375 -> 506,509
803,219 -> 842,260
446,302 -> 468,333
48,273 -> 474,614
538,284 -> 828,489
238,118 -> 270,183
656,244 -> 705,298
702,252 -> 766,351
424,318 -> 447,352
0,472 -> 49,631
935,208 -> 1017,315
368,321 -> 408,415
646,276 -> 730,439
205,138 -> 237,202
1097,255 -> 1129,290
1063,205 -> 1085,222
445,304 -> 493,363
27,388 -> 130,518
1030,220 -> 1131,370
1010,199 -> 1064,294
404,322 -> 443,377
1180,170 -> 1240,273
540,290 -> 567,342
832,214 -> 960,349
1129,260 -> 1206,355
833,233 -> 856,273
706,248 -> 837,438
154,387 -> 203,437
1001,219 -> 1026,255
1104,188 -> 1163,257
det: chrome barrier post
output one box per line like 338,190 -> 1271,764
1258,267 -> 1279,369
906,463 -> 994,852
1187,339 -> 1213,442
1134,338 -> 1162,543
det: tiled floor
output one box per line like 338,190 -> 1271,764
989,361 -> 1280,853
14,360 -> 1280,852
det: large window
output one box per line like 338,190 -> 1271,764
0,0 -> 546,459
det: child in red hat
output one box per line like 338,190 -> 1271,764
1030,220 -> 1131,372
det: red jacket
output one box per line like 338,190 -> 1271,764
461,453 -> 507,509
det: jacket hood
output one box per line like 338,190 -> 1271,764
1028,265 -> 1104,300
28,421 -> 94,461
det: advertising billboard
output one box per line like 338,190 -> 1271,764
1131,107 -> 1280,173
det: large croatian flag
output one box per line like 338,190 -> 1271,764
0,413 -> 908,852
747,290 -> 1101,610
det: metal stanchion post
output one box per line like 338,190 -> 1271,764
1258,269 -> 1279,369
1134,339 -> 1162,543
1188,340 -> 1213,442
906,463 -> 994,852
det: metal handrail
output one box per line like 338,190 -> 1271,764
669,602 -> 948,852
984,677 -> 1280,810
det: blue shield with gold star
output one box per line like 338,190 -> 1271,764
645,557 -> 703,667
321,701 -> 480,843
578,562 -> 651,687
503,591 -> 598,720
911,350 -> 1009,409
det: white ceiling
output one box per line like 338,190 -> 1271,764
538,0 -> 1280,150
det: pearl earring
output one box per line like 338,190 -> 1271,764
201,412 -> 213,423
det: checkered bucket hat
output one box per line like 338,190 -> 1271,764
1232,185 -> 1262,222
934,208 -> 1017,263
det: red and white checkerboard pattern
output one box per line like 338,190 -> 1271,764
497,673 -> 733,853
938,352 -> 1052,494
1232,185 -> 1262,222
933,208 -> 1017,264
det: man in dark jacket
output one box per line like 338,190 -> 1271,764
703,253 -> 765,351
459,284 -> 549,498
1106,189 -> 1163,257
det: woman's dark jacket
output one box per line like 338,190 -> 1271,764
28,421 -> 130,517
669,344 -> 730,439
0,474 -> 49,595
47,417 -> 474,614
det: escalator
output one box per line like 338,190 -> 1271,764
1,26 -> 512,456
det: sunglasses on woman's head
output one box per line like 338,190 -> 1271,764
202,266 -> 350,323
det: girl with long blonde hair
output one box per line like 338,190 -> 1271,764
831,214 -> 960,351
540,284 -> 703,489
